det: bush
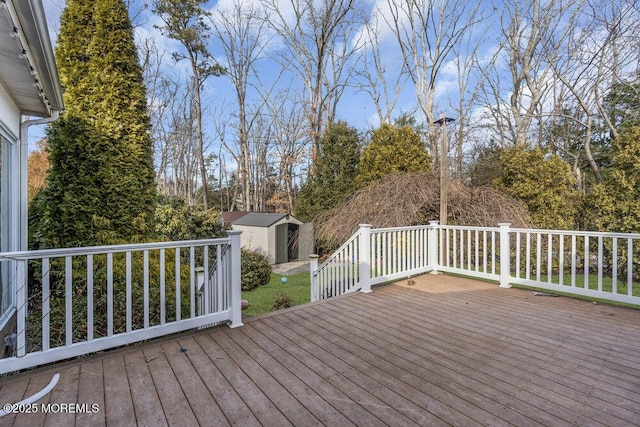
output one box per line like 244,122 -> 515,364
155,195 -> 224,241
241,249 -> 272,291
270,294 -> 295,311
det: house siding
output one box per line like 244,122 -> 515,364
0,84 -> 21,137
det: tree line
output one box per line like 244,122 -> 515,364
143,0 -> 638,221
28,0 -> 639,249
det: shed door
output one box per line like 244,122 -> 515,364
275,224 -> 288,264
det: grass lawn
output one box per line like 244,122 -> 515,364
241,272 -> 311,316
524,272 -> 640,296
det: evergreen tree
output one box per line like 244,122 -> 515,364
153,0 -> 224,210
494,146 -> 579,230
295,122 -> 361,222
584,122 -> 640,233
33,0 -> 155,248
355,124 -> 431,188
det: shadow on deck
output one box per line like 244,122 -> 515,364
1,274 -> 639,426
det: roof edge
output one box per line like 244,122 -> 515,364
8,0 -> 64,114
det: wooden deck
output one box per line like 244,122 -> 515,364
1,274 -> 640,426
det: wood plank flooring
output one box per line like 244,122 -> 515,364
1,274 -> 639,426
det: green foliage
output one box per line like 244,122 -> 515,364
356,124 -> 431,187
467,141 -> 503,187
152,0 -> 225,78
155,196 -> 224,241
603,75 -> 640,131
241,249 -> 272,291
583,123 -> 640,233
32,0 -> 156,248
494,146 -> 579,230
295,121 -> 361,221
270,294 -> 295,312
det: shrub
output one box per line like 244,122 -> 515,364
155,195 -> 224,241
270,294 -> 295,311
241,249 -> 272,291
494,146 -> 579,230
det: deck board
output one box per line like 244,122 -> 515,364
158,340 -> 228,426
0,372 -> 29,426
195,333 -> 293,427
142,344 -> 198,426
75,360 -> 106,427
319,291 -> 626,425
103,355 -> 135,427
123,349 -> 167,426
177,335 -> 259,427
12,371 -> 56,427
214,327 -> 322,426
43,364 -> 79,427
222,327 -> 355,426
2,274 -> 640,426
240,324 -> 385,426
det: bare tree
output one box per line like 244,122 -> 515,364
481,0 -> 584,146
447,28 -> 485,179
153,0 -> 224,209
384,0 -> 483,158
543,0 -> 638,183
263,89 -> 309,212
210,1 -> 270,211
354,10 -> 409,125
262,0 -> 364,155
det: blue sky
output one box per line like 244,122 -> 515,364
33,0 -> 482,188
37,0 -> 467,137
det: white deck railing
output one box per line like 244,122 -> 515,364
311,222 -> 640,306
0,231 -> 242,375
310,231 -> 363,301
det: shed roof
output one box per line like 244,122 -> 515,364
221,211 -> 250,225
232,213 -> 298,227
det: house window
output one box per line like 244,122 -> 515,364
0,130 -> 15,323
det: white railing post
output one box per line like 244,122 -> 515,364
227,230 -> 244,328
309,254 -> 319,302
359,224 -> 372,294
195,266 -> 205,315
428,221 -> 440,272
498,223 -> 512,288
15,259 -> 27,357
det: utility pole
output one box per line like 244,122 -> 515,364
435,114 -> 455,225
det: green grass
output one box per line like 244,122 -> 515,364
241,272 -> 311,316
519,272 -> 640,296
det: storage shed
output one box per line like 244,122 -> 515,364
231,213 -> 304,264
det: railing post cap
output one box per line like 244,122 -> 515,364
498,222 -> 512,227
309,254 -> 319,259
359,224 -> 372,228
429,220 -> 439,225
226,230 -> 242,236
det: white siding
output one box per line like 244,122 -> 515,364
0,84 -> 21,137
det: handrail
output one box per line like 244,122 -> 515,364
310,222 -> 640,306
0,234 -> 243,375
313,229 -> 361,276
0,238 -> 231,260
510,228 -> 640,239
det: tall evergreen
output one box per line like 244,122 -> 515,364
355,124 -> 431,188
33,0 -> 156,247
295,122 -> 361,222
584,122 -> 640,233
